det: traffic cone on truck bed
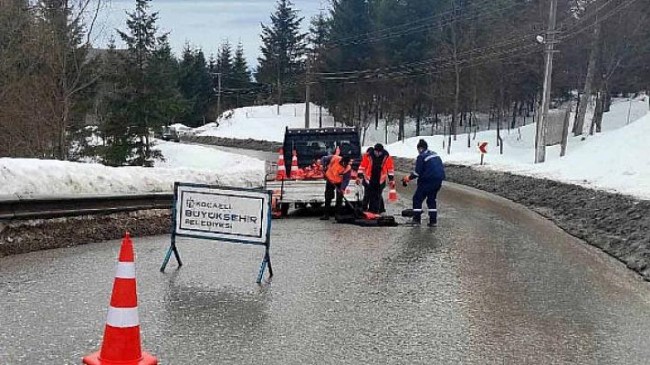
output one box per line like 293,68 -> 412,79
276,148 -> 286,180
290,150 -> 301,179
83,232 -> 157,365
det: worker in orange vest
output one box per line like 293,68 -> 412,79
357,147 -> 374,211
358,143 -> 395,214
320,154 -> 352,220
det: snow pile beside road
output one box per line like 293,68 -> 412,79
0,142 -> 264,198
193,103 -> 335,142
387,98 -> 650,200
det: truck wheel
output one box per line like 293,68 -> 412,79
295,203 -> 307,210
310,202 -> 322,209
281,203 -> 290,217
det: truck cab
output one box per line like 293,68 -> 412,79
266,127 -> 364,217
281,127 -> 361,171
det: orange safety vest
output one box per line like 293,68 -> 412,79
358,153 -> 371,177
325,155 -> 351,184
359,153 -> 395,184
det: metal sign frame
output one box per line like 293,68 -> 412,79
160,182 -> 273,284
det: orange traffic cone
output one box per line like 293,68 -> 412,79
276,148 -> 286,180
388,182 -> 398,203
290,150 -> 300,179
83,233 -> 157,365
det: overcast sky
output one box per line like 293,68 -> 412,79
94,0 -> 326,67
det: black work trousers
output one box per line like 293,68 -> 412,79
324,181 -> 343,216
367,181 -> 386,214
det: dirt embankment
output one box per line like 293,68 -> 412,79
182,135 -> 281,152
0,210 -> 171,257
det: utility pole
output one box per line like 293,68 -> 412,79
535,0 -> 558,164
216,72 -> 222,122
305,57 -> 311,128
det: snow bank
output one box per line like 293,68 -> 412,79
169,123 -> 191,131
387,98 -> 650,200
193,103 -> 336,142
0,141 -> 264,198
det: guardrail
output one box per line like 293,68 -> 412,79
0,193 -> 174,220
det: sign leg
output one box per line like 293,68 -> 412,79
172,242 -> 183,268
256,247 -> 272,284
160,245 -> 174,272
256,257 -> 267,284
160,235 -> 182,272
266,252 -> 274,277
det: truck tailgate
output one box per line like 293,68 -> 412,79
266,180 -> 363,203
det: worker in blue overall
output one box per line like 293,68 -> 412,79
402,139 -> 445,226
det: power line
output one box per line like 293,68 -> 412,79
310,0 -> 634,82
325,0 -> 527,49
315,26 -> 545,78
559,0 -> 641,42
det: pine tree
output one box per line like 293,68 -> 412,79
231,42 -> 252,107
308,12 -> 330,122
326,0 -> 373,126
232,42 -> 251,88
178,45 -> 213,126
99,39 -> 136,166
104,0 -> 181,166
148,37 -> 185,129
217,41 -> 233,87
256,0 -> 306,105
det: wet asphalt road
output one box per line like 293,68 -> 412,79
2,154 -> 650,364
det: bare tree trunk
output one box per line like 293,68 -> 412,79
449,0 -> 460,142
487,108 -> 492,130
59,97 -> 70,160
415,103 -> 421,137
467,112 -> 471,148
398,107 -> 405,141
452,66 -> 460,140
574,23 -> 601,136
560,104 -> 571,157
374,100 -> 379,129
496,108 -> 501,147
384,115 -> 388,144
590,91 -> 604,135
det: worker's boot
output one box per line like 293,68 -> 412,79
320,206 -> 331,220
410,216 -> 421,226
428,210 -> 437,227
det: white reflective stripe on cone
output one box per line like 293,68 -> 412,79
115,262 -> 136,279
106,307 -> 140,328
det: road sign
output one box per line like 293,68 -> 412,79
160,182 -> 273,283
479,142 -> 488,154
